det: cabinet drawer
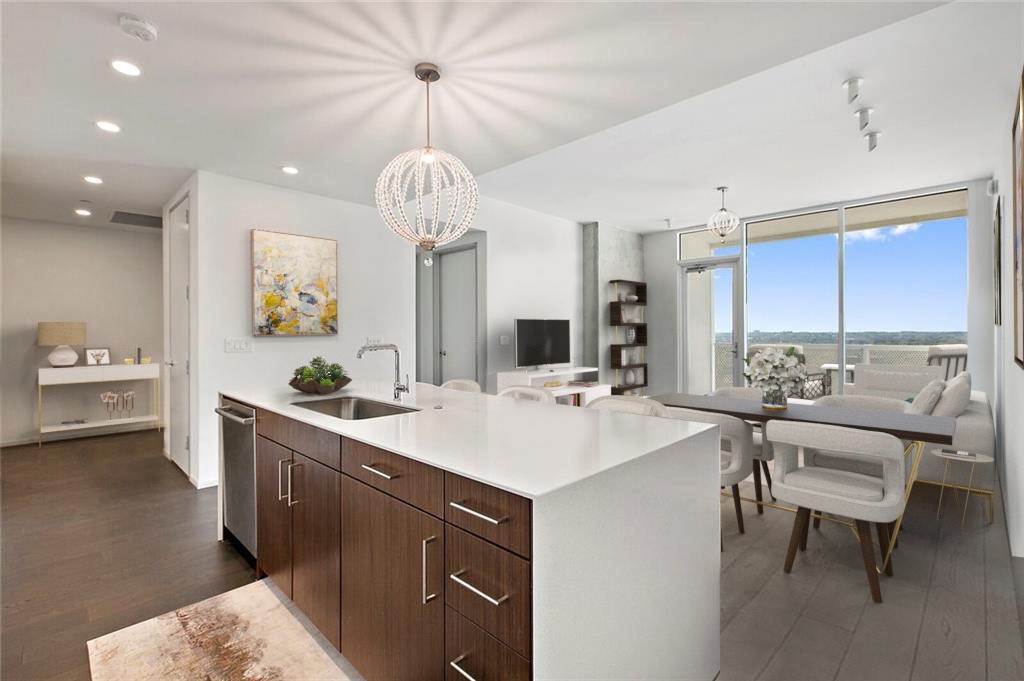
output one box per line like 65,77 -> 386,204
256,410 -> 340,471
445,473 -> 531,559
445,526 -> 531,659
342,439 -> 444,517
446,607 -> 531,681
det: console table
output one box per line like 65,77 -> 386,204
495,366 -> 610,407
38,364 -> 161,446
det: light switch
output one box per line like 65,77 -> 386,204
224,338 -> 253,353
499,335 -> 510,346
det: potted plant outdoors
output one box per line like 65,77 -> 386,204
743,346 -> 807,410
290,356 -> 351,395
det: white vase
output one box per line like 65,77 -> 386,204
624,369 -> 636,385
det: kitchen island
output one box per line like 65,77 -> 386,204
218,383 -> 721,681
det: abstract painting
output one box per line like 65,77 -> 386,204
1014,72 -> 1024,368
252,230 -> 338,336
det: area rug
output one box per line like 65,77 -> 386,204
87,579 -> 354,681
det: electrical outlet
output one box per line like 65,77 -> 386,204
224,337 -> 253,353
499,335 -> 510,346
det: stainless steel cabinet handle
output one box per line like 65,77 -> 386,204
214,406 -> 255,425
449,656 -> 476,681
449,500 -> 506,525
277,459 -> 289,501
287,462 -> 300,506
361,463 -> 397,480
450,570 -> 509,606
421,535 -> 438,605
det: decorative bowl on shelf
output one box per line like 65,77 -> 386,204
625,294 -> 639,303
289,376 -> 352,395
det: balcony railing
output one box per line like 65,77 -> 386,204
714,342 -> 935,396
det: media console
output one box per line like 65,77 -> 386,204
496,367 -> 610,407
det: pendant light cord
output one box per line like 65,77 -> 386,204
425,80 -> 432,148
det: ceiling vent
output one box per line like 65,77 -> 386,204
110,211 -> 163,229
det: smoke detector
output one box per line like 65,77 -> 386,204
119,14 -> 158,42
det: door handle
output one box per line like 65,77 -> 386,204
449,500 -> 506,525
277,459 -> 289,501
449,656 -> 476,681
166,360 -> 176,367
360,463 -> 397,480
286,462 -> 300,506
440,350 -> 448,357
450,570 -> 509,606
214,407 -> 255,425
421,535 -> 438,604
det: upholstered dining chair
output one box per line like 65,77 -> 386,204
496,385 -> 556,403
712,386 -> 775,513
766,420 -> 906,603
587,395 -> 669,417
439,379 -> 482,393
666,406 -> 754,537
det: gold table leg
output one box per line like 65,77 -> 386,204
961,462 -> 976,528
937,458 -> 949,518
878,440 -> 925,575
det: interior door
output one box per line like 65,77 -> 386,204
341,476 -> 445,681
682,261 -> 742,394
256,436 -> 292,598
437,247 -> 477,383
291,452 -> 341,649
167,196 -> 190,474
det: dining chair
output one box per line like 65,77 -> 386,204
712,386 -> 775,512
496,385 -> 556,403
766,420 -> 905,603
439,379 -> 482,393
587,395 -> 668,417
666,406 -> 754,537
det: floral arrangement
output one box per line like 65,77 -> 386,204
743,347 -> 807,395
290,356 -> 350,394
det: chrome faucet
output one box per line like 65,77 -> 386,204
357,342 -> 409,400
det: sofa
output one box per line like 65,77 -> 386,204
818,363 -> 996,490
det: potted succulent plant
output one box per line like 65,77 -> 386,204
289,356 -> 351,394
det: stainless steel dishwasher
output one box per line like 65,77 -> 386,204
216,397 -> 256,560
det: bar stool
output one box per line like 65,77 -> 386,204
440,379 -> 482,393
496,386 -> 556,403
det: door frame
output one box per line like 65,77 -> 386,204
165,193 -> 191,476
415,231 -> 487,388
678,255 -> 744,393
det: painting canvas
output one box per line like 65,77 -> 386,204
1014,74 -> 1024,368
252,230 -> 338,336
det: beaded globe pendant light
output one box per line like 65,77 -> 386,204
375,63 -> 478,266
707,186 -> 740,242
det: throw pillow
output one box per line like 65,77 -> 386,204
906,379 -> 946,415
932,372 -> 971,418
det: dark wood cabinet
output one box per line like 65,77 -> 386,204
341,475 -> 445,681
446,608 -> 531,681
291,452 -> 341,649
256,435 -> 292,598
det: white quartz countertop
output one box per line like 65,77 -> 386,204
221,382 -> 715,499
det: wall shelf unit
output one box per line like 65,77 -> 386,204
609,280 -> 648,396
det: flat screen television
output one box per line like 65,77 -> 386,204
515,319 -> 570,368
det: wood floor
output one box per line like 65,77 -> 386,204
1,431 -> 255,681
4,432 -> 1023,681
719,468 -> 1024,681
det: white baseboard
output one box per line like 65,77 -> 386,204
190,475 -> 218,490
1,423 -> 159,448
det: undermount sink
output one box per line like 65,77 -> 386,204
292,396 -> 419,420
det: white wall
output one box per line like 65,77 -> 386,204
1,218 -> 163,445
643,230 -> 683,398
994,2 -> 1024,556
472,197 -> 583,393
180,172 -> 416,487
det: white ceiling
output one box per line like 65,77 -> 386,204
477,2 -> 1023,232
1,1 -> 940,228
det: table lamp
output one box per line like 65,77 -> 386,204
37,322 -> 86,367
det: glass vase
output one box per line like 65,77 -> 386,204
761,387 -> 788,410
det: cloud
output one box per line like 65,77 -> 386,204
845,222 -> 920,242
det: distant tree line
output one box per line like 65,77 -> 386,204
716,331 -> 967,345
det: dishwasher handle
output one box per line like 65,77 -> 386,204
215,406 -> 255,425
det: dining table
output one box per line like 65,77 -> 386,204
651,392 -> 957,572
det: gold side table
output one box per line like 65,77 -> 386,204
933,448 -> 994,527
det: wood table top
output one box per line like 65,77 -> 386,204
651,393 -> 956,445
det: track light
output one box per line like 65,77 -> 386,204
854,108 -> 873,132
843,77 -> 863,104
864,131 -> 880,152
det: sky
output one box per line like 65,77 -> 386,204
712,216 -> 968,334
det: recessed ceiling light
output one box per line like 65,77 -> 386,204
110,60 -> 142,77
84,175 -> 104,185
281,166 -> 299,175
75,208 -> 92,217
96,120 -> 121,133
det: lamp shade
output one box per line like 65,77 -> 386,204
37,322 -> 86,347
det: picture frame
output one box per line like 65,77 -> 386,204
86,348 -> 111,365
995,195 -> 1002,326
251,229 -> 339,337
1013,69 -> 1024,368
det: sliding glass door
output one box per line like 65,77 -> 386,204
681,260 -> 742,394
